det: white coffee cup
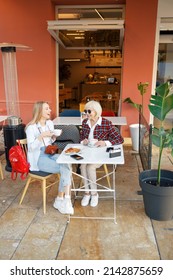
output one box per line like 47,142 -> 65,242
88,139 -> 98,147
53,129 -> 62,137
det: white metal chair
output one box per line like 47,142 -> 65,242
54,125 -> 111,188
53,124 -> 80,151
17,139 -> 60,214
55,125 -> 111,188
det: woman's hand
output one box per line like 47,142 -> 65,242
83,138 -> 89,145
38,130 -> 54,141
42,131 -> 54,138
51,135 -> 57,141
96,140 -> 106,147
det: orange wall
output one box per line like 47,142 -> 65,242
121,0 -> 158,137
0,0 -> 158,137
0,0 -> 56,123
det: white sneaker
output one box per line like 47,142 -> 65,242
90,194 -> 99,207
81,194 -> 91,206
64,198 -> 74,215
53,197 -> 66,214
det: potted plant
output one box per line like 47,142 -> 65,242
123,82 -> 149,151
139,81 -> 173,221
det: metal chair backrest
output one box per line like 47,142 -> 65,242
54,124 -> 80,150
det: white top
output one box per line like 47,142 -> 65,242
56,143 -> 124,165
26,120 -> 54,171
53,116 -> 127,126
84,116 -> 111,146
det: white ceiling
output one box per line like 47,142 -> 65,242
47,5 -> 125,50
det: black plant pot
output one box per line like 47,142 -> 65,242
139,170 -> 173,221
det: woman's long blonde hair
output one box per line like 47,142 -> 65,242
26,101 -> 48,129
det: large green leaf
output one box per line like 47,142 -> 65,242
148,82 -> 173,121
151,134 -> 160,147
152,127 -> 173,149
149,82 -> 173,185
123,97 -> 141,110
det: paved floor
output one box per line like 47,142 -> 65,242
0,141 -> 173,260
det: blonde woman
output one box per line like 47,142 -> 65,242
26,101 -> 74,215
80,100 -> 124,207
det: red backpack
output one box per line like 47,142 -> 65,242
9,143 -> 30,180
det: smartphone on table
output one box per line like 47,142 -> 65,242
70,154 -> 84,160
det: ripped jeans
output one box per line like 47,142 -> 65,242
38,147 -> 71,192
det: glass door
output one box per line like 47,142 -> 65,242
157,35 -> 173,84
47,5 -> 125,116
156,34 -> 173,127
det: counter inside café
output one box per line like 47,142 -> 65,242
80,82 -> 120,100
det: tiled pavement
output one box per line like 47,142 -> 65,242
0,142 -> 173,260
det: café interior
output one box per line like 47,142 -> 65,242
0,0 -> 173,260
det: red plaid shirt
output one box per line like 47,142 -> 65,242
80,117 -> 124,145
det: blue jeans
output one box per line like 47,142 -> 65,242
38,147 -> 71,192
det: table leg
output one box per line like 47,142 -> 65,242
69,164 -> 117,223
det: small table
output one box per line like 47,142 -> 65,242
53,116 -> 127,126
56,143 -> 124,223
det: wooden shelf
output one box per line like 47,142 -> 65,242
85,66 -> 121,68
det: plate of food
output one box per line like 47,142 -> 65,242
64,147 -> 81,155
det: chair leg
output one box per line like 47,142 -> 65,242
104,164 -> 111,188
19,176 -> 32,204
0,161 -> 4,180
42,179 -> 47,214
